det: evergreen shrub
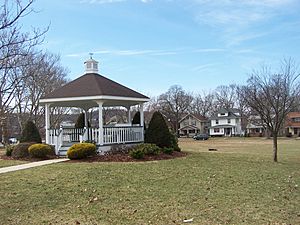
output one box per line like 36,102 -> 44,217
129,148 -> 145,159
132,112 -> 140,124
28,144 -> 54,158
145,111 -> 172,148
67,143 -> 96,159
20,121 -> 41,143
162,147 -> 174,154
129,143 -> 161,159
5,145 -> 15,156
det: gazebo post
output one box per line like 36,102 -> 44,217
139,103 -> 144,141
83,109 -> 88,128
96,101 -> 104,145
45,103 -> 50,144
83,108 -> 89,141
126,106 -> 131,124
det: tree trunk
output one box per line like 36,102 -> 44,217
272,134 -> 278,162
266,128 -> 271,139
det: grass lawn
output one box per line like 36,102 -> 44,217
0,138 -> 299,224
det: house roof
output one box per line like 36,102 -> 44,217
41,73 -> 149,100
179,113 -> 207,123
210,108 -> 241,120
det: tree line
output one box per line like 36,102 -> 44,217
0,0 -> 68,143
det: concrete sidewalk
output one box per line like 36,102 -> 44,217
0,158 -> 69,174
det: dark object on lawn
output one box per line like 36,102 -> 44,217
193,133 -> 209,140
208,148 -> 217,151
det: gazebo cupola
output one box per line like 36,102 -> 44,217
84,54 -> 99,74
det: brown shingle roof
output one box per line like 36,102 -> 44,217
179,113 -> 208,123
41,73 -> 149,100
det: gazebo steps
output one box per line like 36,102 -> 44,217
58,147 -> 68,156
58,142 -> 78,156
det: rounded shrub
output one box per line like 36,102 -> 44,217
138,143 -> 161,155
20,121 -> 41,143
28,144 -> 54,158
67,143 -> 96,160
11,142 -> 35,158
129,148 -> 145,159
162,147 -> 174,154
5,145 -> 15,156
129,143 -> 161,159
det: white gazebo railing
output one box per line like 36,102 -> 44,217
103,126 -> 143,144
48,126 -> 144,151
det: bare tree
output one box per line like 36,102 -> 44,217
13,51 -> 69,131
0,0 -> 47,143
0,0 -> 47,61
144,96 -> 160,112
192,91 -> 215,117
238,59 -> 300,162
214,84 -> 237,110
158,85 -> 193,134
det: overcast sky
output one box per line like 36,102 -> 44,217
22,0 -> 300,97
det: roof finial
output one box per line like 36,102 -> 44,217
89,52 -> 93,59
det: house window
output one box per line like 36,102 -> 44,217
191,120 -> 196,126
220,113 -> 225,116
216,119 -> 219,125
228,119 -> 231,124
292,117 -> 300,122
183,121 -> 188,126
214,128 -> 220,133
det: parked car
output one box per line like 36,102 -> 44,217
9,137 -> 18,144
193,133 -> 209,140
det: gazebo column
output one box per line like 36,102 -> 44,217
126,106 -> 131,124
96,101 -> 104,145
45,103 -> 50,144
139,103 -> 144,141
83,109 -> 89,128
83,108 -> 89,141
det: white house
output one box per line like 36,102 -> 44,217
209,108 -> 243,137
178,113 -> 208,137
39,57 -> 149,156
246,115 -> 265,137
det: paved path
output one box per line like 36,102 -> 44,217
0,158 -> 69,174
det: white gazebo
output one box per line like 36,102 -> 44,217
39,57 -> 149,155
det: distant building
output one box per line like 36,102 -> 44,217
285,112 -> 300,137
178,113 -> 208,137
246,115 -> 265,137
209,108 -> 243,137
